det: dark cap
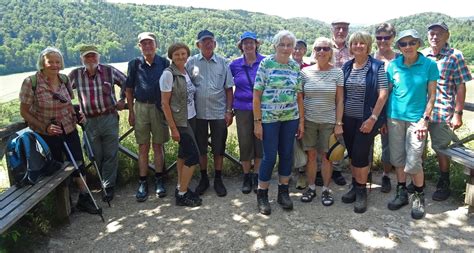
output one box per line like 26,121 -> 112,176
428,22 -> 449,32
197,30 -> 215,41
296,40 -> 307,48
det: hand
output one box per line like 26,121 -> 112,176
78,112 -> 86,124
297,121 -> 304,140
450,113 -> 463,130
116,100 -> 126,111
254,123 -> 263,140
414,118 -> 428,140
128,111 -> 135,126
360,118 -> 375,133
170,128 -> 180,142
334,125 -> 343,137
380,124 -> 388,135
225,112 -> 233,127
47,123 -> 63,136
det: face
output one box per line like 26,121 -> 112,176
428,27 -> 449,48
42,53 -> 62,75
139,39 -> 157,57
292,44 -> 307,62
313,41 -> 332,64
275,36 -> 294,59
82,53 -> 99,69
241,38 -> 257,55
375,31 -> 394,51
171,48 -> 189,67
332,24 -> 349,43
198,37 -> 216,57
350,40 -> 369,58
398,37 -> 420,58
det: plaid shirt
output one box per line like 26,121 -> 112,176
19,71 -> 76,135
422,44 -> 472,122
69,64 -> 126,117
332,42 -> 352,68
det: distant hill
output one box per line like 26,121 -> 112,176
0,0 -> 473,75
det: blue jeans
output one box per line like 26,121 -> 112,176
258,119 -> 299,182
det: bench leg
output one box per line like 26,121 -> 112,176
465,168 -> 474,215
54,180 -> 71,222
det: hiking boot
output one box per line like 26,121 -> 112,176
300,188 -> 316,203
77,193 -> 100,214
176,191 -> 202,207
321,189 -> 334,206
406,182 -> 415,194
387,185 -> 409,210
136,180 -> 148,202
102,186 -> 114,202
342,178 -> 356,203
277,184 -> 293,210
296,172 -> 307,190
315,171 -> 323,186
432,178 -> 451,201
242,173 -> 252,194
411,191 -> 425,219
155,176 -> 167,198
214,177 -> 227,197
252,173 -> 258,193
332,170 -> 347,186
257,189 -> 271,215
354,185 -> 367,213
195,175 -> 209,195
381,176 -> 391,193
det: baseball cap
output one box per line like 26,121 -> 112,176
396,29 -> 424,48
326,134 -> 345,162
240,31 -> 257,41
137,32 -> 156,43
296,40 -> 307,48
197,30 -> 215,41
428,22 -> 449,32
79,45 -> 99,57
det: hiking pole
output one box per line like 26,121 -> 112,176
73,106 -> 111,207
57,121 -> 105,222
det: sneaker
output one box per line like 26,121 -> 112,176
195,176 -> 209,195
432,178 -> 450,201
321,189 -> 334,206
296,172 -> 307,190
252,173 -> 258,194
387,185 -> 409,210
155,176 -> 167,198
176,191 -> 202,207
214,177 -> 227,197
332,171 -> 347,186
315,172 -> 323,186
77,193 -> 100,214
242,173 -> 252,194
102,186 -> 114,202
406,182 -> 415,194
136,180 -> 148,202
411,191 -> 425,219
300,188 -> 316,203
381,176 -> 391,193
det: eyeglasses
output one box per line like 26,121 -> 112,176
333,26 -> 348,32
52,93 -> 68,103
398,40 -> 418,48
277,43 -> 294,49
314,47 -> 331,52
376,36 -> 392,41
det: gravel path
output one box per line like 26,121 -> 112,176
42,171 -> 473,251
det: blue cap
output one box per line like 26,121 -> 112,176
240,31 -> 257,41
197,30 -> 214,41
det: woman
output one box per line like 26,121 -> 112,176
253,30 -> 304,215
340,32 -> 388,213
19,47 -> 98,214
230,31 -> 265,194
160,42 -> 202,207
300,37 -> 344,206
386,29 -> 438,219
292,40 -> 311,69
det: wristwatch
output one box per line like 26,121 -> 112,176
336,121 -> 344,126
370,114 -> 378,121
454,110 -> 463,116
422,115 -> 430,121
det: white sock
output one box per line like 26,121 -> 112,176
178,191 -> 186,196
322,186 -> 329,192
309,184 -> 316,190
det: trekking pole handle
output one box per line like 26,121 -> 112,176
73,105 -> 85,128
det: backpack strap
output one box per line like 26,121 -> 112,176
30,73 -> 38,93
29,73 -> 73,98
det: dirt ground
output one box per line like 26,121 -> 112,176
40,171 -> 473,251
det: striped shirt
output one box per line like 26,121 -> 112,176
69,64 -> 126,117
301,66 -> 343,123
344,59 -> 388,119
421,44 -> 472,122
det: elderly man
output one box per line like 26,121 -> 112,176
125,32 -> 170,202
186,29 -> 234,197
68,45 -> 126,202
331,20 -> 352,68
421,22 -> 472,201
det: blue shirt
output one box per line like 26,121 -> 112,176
230,53 -> 265,111
386,53 -> 439,122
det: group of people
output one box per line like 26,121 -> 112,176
19,19 -> 471,220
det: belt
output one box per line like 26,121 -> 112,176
136,99 -> 156,104
86,109 -> 116,118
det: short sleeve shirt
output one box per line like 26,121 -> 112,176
230,53 -> 265,111
160,70 -> 197,119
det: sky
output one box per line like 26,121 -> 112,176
107,0 -> 473,25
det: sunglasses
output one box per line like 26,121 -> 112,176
314,47 -> 331,52
52,93 -> 68,103
376,36 -> 392,41
398,40 -> 418,48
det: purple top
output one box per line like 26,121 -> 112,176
230,53 -> 265,110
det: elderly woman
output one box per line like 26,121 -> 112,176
300,37 -> 344,206
160,42 -> 201,207
19,47 -> 98,214
253,30 -> 304,215
340,32 -> 389,213
292,40 -> 311,69
386,29 -> 438,219
230,31 -> 265,194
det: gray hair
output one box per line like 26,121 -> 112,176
272,30 -> 296,48
36,47 -> 65,71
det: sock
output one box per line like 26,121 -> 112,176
200,170 -> 208,178
308,184 -> 316,190
440,172 -> 449,181
215,170 -> 222,178
155,172 -> 163,178
397,182 -> 406,188
414,185 -> 424,193
139,176 -> 147,182
176,184 -> 180,190
356,182 -> 366,188
178,191 -> 186,196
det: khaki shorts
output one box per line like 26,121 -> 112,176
302,120 -> 334,152
134,102 -> 170,145
428,122 -> 459,152
388,118 -> 426,174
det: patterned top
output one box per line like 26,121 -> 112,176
68,64 -> 126,117
421,44 -> 472,122
301,66 -> 343,124
19,71 -> 76,135
332,42 -> 352,68
254,55 -> 302,123
160,70 -> 197,119
185,53 -> 234,120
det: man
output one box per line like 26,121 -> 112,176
69,45 -> 127,202
331,20 -> 352,68
421,22 -> 472,201
186,30 -> 234,197
125,32 -> 170,202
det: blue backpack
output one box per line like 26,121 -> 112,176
6,129 -> 60,186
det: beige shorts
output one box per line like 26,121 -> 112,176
428,122 -> 459,152
302,120 -> 334,152
134,102 -> 170,145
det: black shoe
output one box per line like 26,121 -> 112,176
102,186 -> 114,202
242,173 -> 252,194
332,171 -> 347,186
277,184 -> 293,210
136,180 -> 148,202
175,187 -> 179,197
321,189 -> 334,206
77,193 -> 100,214
257,189 -> 271,215
411,191 -> 425,219
300,188 -> 316,203
388,185 -> 409,210
315,172 -> 323,186
381,176 -> 391,193
342,178 -> 356,203
354,185 -> 367,213
214,177 -> 227,197
432,178 -> 450,201
176,191 -> 202,207
155,176 -> 167,198
195,176 -> 209,195
252,173 -> 258,194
